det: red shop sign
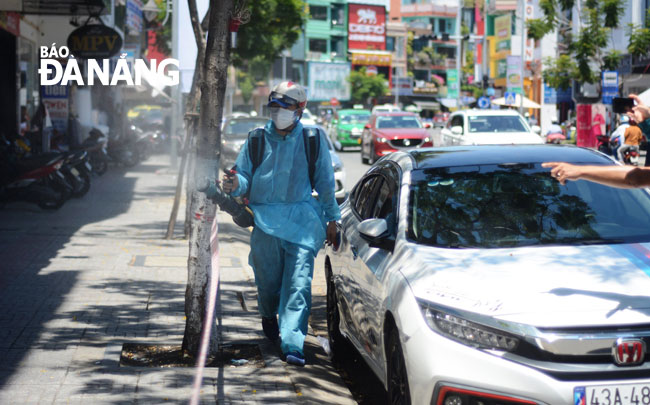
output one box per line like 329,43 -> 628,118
348,3 -> 386,51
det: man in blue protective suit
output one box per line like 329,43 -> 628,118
221,81 -> 341,367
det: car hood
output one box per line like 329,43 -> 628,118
461,132 -> 544,145
376,128 -> 429,138
402,242 -> 650,328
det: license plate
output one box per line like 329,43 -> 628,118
70,167 -> 80,177
575,384 -> 650,405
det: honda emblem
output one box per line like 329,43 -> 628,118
403,139 -> 410,146
612,338 -> 645,366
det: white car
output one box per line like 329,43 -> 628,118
326,145 -> 650,404
304,125 -> 346,203
372,104 -> 401,115
301,108 -> 317,126
440,109 -> 543,146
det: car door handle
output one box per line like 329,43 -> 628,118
351,245 -> 358,260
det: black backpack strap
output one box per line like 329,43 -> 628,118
247,127 -> 266,175
302,128 -> 320,190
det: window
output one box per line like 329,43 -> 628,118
386,36 -> 395,51
438,19 -> 446,33
331,36 -> 344,57
309,38 -> 327,53
332,4 -> 345,26
467,115 -> 528,133
450,115 -> 464,129
310,5 -> 328,21
353,175 -> 382,220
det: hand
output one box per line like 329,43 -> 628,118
221,172 -> 239,194
541,162 -> 582,185
627,94 -> 650,123
326,221 -> 338,249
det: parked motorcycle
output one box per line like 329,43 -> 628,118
0,135 -> 68,209
107,127 -> 139,167
82,128 -> 109,175
59,150 -> 92,198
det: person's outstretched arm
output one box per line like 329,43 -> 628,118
542,162 -> 650,188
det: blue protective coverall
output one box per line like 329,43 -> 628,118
231,121 -> 341,356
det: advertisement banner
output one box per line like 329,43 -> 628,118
494,14 -> 511,53
447,70 -> 458,100
41,85 -> 69,134
601,71 -> 618,104
543,84 -> 572,104
126,0 -> 143,35
506,55 -> 522,93
576,104 -> 594,147
348,3 -> 386,51
308,62 -> 351,101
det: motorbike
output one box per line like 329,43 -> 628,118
59,150 -> 92,198
0,135 -> 68,210
107,128 -> 139,167
622,146 -> 640,166
597,134 -> 614,156
82,128 -> 109,175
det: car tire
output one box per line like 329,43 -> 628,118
386,327 -> 411,405
326,263 -> 348,360
361,142 -> 370,164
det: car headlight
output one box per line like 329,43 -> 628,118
376,136 -> 388,143
419,302 -> 519,351
423,137 -> 431,143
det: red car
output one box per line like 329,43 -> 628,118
360,112 -> 433,164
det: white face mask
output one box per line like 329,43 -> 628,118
270,107 -> 298,130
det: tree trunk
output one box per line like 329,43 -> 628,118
182,0 -> 233,357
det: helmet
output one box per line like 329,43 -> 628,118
268,81 -> 307,109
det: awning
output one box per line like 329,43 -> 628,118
0,0 -> 106,15
414,101 -> 441,111
491,94 -> 541,109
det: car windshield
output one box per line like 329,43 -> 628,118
377,116 -> 422,129
224,119 -> 268,139
468,115 -> 528,133
341,114 -> 370,124
408,164 -> 650,248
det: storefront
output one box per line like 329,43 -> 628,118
0,12 -> 20,138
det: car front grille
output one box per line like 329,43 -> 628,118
508,325 -> 650,381
389,138 -> 422,148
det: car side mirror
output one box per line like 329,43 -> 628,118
358,218 -> 394,251
531,125 -> 541,134
424,123 -> 432,129
364,124 -> 371,129
451,126 -> 463,135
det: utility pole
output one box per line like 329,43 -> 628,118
170,0 -> 179,169
482,0 -> 488,95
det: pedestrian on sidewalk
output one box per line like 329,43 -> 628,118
222,81 -> 341,367
544,94 -> 650,187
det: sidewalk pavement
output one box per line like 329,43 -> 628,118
0,154 -> 356,404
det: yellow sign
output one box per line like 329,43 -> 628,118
495,14 -> 511,40
350,52 -> 392,66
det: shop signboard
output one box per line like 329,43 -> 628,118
392,77 -> 413,96
308,62 -> 351,101
67,25 -> 123,59
506,55 -> 522,94
601,71 -> 618,105
348,3 -> 386,51
41,84 -> 69,134
494,14 -> 511,53
543,84 -> 572,104
126,0 -> 143,35
447,69 -> 458,100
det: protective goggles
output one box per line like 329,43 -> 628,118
267,91 -> 299,108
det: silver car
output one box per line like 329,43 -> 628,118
220,116 -> 269,170
325,145 -> 650,404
